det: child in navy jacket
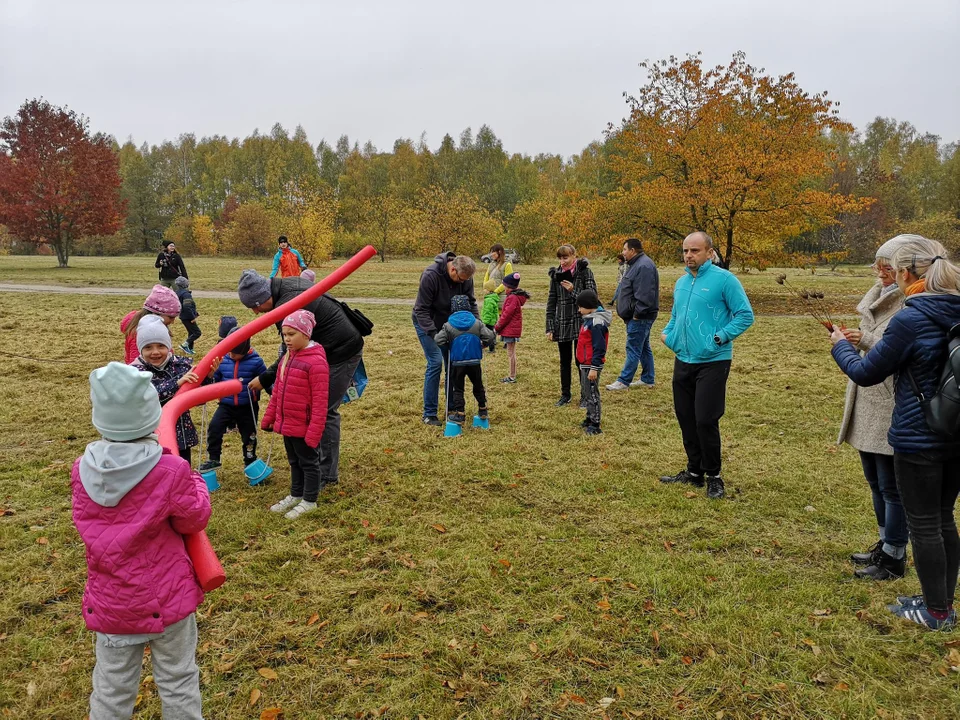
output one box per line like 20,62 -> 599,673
575,290 -> 612,435
174,276 -> 202,355
199,318 -> 267,471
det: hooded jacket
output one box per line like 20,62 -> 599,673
175,287 -> 199,322
259,277 -> 364,390
576,308 -> 613,370
546,258 -> 597,342
413,253 -> 479,336
435,310 -> 496,366
495,289 -> 531,338
214,349 -> 268,407
837,281 -> 904,454
832,293 -> 960,453
662,260 -> 755,364
262,343 -> 330,448
615,251 -> 660,322
72,442 -> 210,634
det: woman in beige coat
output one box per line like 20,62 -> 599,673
838,236 -> 909,580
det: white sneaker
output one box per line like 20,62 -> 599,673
270,495 -> 301,513
630,380 -> 655,389
285,500 -> 317,520
605,380 -> 630,391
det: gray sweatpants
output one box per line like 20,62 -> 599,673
90,614 -> 202,720
319,353 -> 362,484
579,366 -> 602,427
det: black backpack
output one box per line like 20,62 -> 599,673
906,322 -> 960,437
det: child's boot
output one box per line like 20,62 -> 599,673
448,411 -> 466,425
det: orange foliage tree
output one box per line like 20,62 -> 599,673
608,52 -> 869,269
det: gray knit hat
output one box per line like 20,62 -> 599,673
90,362 -> 162,441
174,276 -> 189,289
238,269 -> 271,308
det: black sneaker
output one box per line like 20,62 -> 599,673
851,540 -> 882,566
854,549 -> 906,580
198,460 -> 221,472
447,411 -> 466,425
555,396 -> 572,407
659,470 -> 704,487
583,424 -> 603,436
478,407 -> 489,420
422,416 -> 442,426
705,475 -> 725,499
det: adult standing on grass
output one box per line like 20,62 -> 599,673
829,236 -> 960,631
238,270 -> 364,490
155,240 -> 187,288
837,236 -> 909,581
271,236 -> 307,278
412,253 -> 479,426
607,238 -> 659,392
658,232 -> 755,500
480,244 -> 514,347
546,244 -> 597,407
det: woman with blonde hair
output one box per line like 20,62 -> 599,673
480,244 -> 513,351
830,235 -> 960,629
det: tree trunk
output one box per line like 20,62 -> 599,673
723,226 -> 734,270
54,232 -> 70,268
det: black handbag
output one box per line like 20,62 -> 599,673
330,296 -> 373,337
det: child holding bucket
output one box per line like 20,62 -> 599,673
261,310 -> 330,520
131,316 -> 219,466
199,319 -> 268,479
72,361 -> 211,719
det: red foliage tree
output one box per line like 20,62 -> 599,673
0,99 -> 124,267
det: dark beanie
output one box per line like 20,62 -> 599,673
503,272 -> 520,289
162,240 -> 175,250
237,269 -> 271,308
218,316 -> 239,339
576,289 -> 599,309
450,295 -> 472,313
226,326 -> 250,356
278,235 -> 288,245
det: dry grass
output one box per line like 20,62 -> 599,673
1,272 -> 959,719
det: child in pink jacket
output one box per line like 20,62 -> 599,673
494,272 -> 531,383
262,309 -> 330,520
72,361 -> 211,720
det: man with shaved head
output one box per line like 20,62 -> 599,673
659,232 -> 755,499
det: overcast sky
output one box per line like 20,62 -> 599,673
2,0 -> 958,158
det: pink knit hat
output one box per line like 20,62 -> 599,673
282,309 -> 316,338
143,284 -> 181,316
300,268 -> 316,283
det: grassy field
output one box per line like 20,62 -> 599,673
0,254 -> 876,316
1,258 -> 959,719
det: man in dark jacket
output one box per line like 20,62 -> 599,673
238,270 -> 364,488
155,241 -> 188,288
607,238 -> 659,391
412,253 -> 479,425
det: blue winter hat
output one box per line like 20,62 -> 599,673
226,326 -> 251,356
218,316 -> 239,339
89,362 -> 162,441
503,272 -> 520,289
450,295 -> 472,313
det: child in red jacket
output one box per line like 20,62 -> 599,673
262,309 -> 330,519
575,290 -> 612,435
493,272 -> 531,383
73,362 -> 211,719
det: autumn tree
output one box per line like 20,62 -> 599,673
219,202 -> 274,256
508,197 -> 556,263
416,185 -> 503,257
608,53 -> 866,269
0,99 -> 124,267
270,183 -> 336,266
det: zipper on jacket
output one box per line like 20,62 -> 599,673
679,275 -> 697,356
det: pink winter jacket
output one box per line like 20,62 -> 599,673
72,446 -> 211,635
262,343 -> 330,448
494,289 -> 530,338
120,310 -> 140,364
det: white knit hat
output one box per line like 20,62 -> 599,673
89,362 -> 162,441
136,315 -> 172,352
876,234 -> 920,262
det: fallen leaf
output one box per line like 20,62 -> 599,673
383,448 -> 395,454
596,597 -> 611,611
481,624 -> 493,636
307,613 -> 319,626
834,682 -> 849,692
345,658 -> 361,666
551,614 -> 565,622
26,681 -> 36,697
378,652 -> 411,660
529,642 -> 538,654
249,688 -> 261,706
498,559 -> 512,568
652,630 -> 660,648
616,686 -> 625,699
812,608 -> 832,617
215,661 -> 235,673
257,668 -> 279,681
361,519 -> 370,527
643,599 -> 655,612
36,537 -> 48,545
684,491 -> 698,498
569,693 -> 586,704
681,655 -> 693,665
598,697 -> 615,709
431,524 -> 447,534
581,657 -> 608,668
260,709 -> 283,720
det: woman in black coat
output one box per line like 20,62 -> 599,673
545,244 -> 597,406
155,241 -> 188,288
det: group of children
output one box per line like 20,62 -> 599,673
435,271 -> 611,435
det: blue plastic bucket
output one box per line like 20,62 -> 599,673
201,469 -> 220,492
244,458 -> 273,486
443,421 -> 463,438
472,415 -> 490,430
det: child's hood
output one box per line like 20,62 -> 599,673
511,289 -> 531,305
585,308 -> 613,327
79,436 -> 164,507
449,310 -> 479,331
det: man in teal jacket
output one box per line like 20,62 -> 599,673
659,232 -> 755,499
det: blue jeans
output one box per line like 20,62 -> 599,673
859,451 -> 908,550
414,318 -> 448,418
617,318 -> 655,385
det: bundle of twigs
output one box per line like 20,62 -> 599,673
775,274 -> 842,331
